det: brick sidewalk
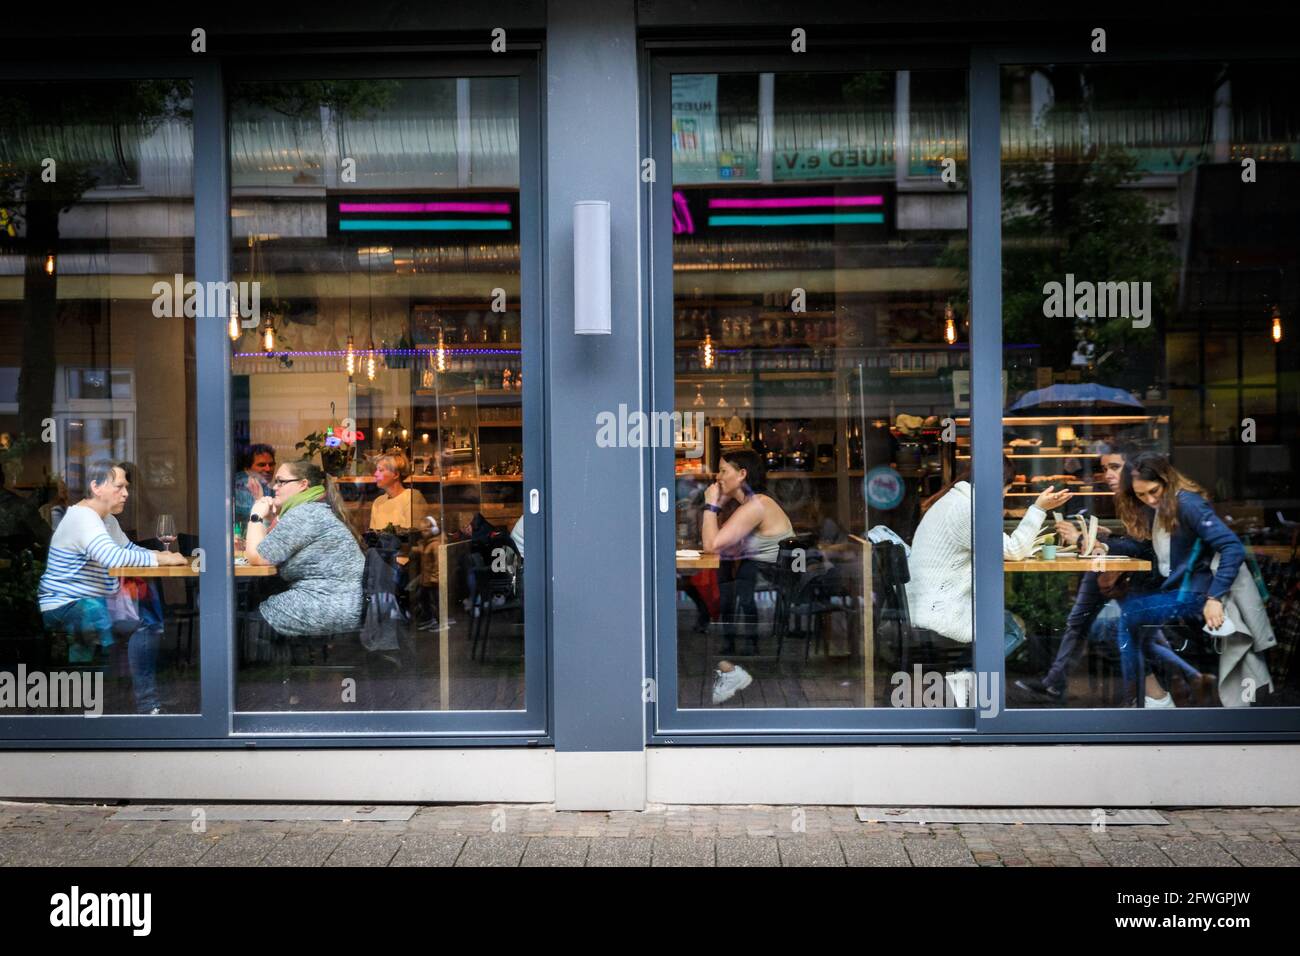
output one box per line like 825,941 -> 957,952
1,802 -> 1298,867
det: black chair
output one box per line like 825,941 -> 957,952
870,539 -> 969,677
771,535 -> 851,661
466,549 -> 522,662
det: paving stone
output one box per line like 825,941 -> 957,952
651,837 -> 715,867
324,834 -> 403,867
903,838 -> 976,867
521,838 -> 590,867
132,832 -> 218,866
586,838 -> 652,867
1094,840 -> 1173,867
1158,841 -> 1240,867
841,837 -> 911,867
199,832 -> 285,866
389,835 -> 466,867
778,836 -> 845,867
259,832 -> 344,867
455,835 -> 529,867
69,834 -> 156,867
716,837 -> 780,867
1223,841 -> 1300,867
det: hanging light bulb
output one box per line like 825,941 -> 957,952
44,253 -> 55,276
366,340 -> 377,381
345,334 -> 356,376
1272,305 -> 1283,343
435,328 -> 448,373
261,316 -> 276,353
693,383 -> 705,407
944,302 -> 958,345
228,294 -> 240,341
700,331 -> 715,370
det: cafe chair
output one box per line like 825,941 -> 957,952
870,539 -> 969,677
771,535 -> 849,662
466,550 -> 522,662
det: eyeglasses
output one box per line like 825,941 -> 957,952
272,477 -> 305,488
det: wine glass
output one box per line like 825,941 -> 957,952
156,514 -> 177,552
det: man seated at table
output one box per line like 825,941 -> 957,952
37,460 -> 187,711
234,443 -> 276,530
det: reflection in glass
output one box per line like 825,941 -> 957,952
0,80 -> 200,716
671,71 -> 971,709
229,77 -> 525,713
1001,63 -> 1300,711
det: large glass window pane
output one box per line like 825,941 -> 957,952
1002,62 -> 1300,712
229,77 -> 525,713
671,70 -> 971,710
0,79 -> 199,717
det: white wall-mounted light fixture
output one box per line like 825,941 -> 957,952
574,200 -> 611,335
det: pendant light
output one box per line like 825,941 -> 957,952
944,301 -> 958,345
700,330 -> 715,370
365,248 -> 377,381
1272,304 -> 1283,344
228,293 -> 240,341
345,260 -> 356,376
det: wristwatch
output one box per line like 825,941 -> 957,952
703,504 -> 722,514
247,513 -> 264,524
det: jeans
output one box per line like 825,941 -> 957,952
42,598 -> 113,658
718,558 -> 766,651
1116,589 -> 1205,692
43,594 -> 162,714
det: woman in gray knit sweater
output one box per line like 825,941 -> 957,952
244,459 -> 365,637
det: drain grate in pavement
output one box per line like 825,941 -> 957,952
855,807 -> 1167,826
111,804 -> 418,822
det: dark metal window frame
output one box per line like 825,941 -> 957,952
0,52 -> 551,748
643,42 -> 1300,743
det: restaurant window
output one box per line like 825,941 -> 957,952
0,79 -> 200,716
670,69 -> 973,710
1000,62 -> 1300,712
229,76 -> 526,713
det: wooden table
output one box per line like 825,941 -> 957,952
676,552 -> 720,572
109,564 -> 277,577
1003,557 -> 1151,572
1248,544 -> 1296,561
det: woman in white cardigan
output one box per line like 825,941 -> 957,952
907,458 -> 1073,646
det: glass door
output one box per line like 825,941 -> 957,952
226,59 -> 544,734
652,54 -> 978,733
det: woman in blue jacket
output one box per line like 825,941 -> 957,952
1108,453 -> 1245,707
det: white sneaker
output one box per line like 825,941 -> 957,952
712,665 -> 753,705
1144,692 -> 1177,709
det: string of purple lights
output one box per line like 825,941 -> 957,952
233,347 -> 521,357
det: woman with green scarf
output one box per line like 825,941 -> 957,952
246,459 -> 365,640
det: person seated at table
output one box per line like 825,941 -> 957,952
700,449 -> 794,704
37,460 -> 187,710
369,452 -> 429,534
1105,452 -> 1245,708
906,457 -> 1073,688
234,443 -> 275,529
244,459 -> 365,640
409,515 -> 443,631
1015,443 -> 1168,705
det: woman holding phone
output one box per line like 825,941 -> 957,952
1106,452 -> 1244,707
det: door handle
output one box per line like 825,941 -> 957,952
659,487 -> 670,513
530,488 -> 540,514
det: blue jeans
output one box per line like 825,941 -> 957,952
42,598 -> 113,656
43,594 -> 162,714
1116,590 -> 1205,693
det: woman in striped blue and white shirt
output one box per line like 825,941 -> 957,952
38,461 -> 187,675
